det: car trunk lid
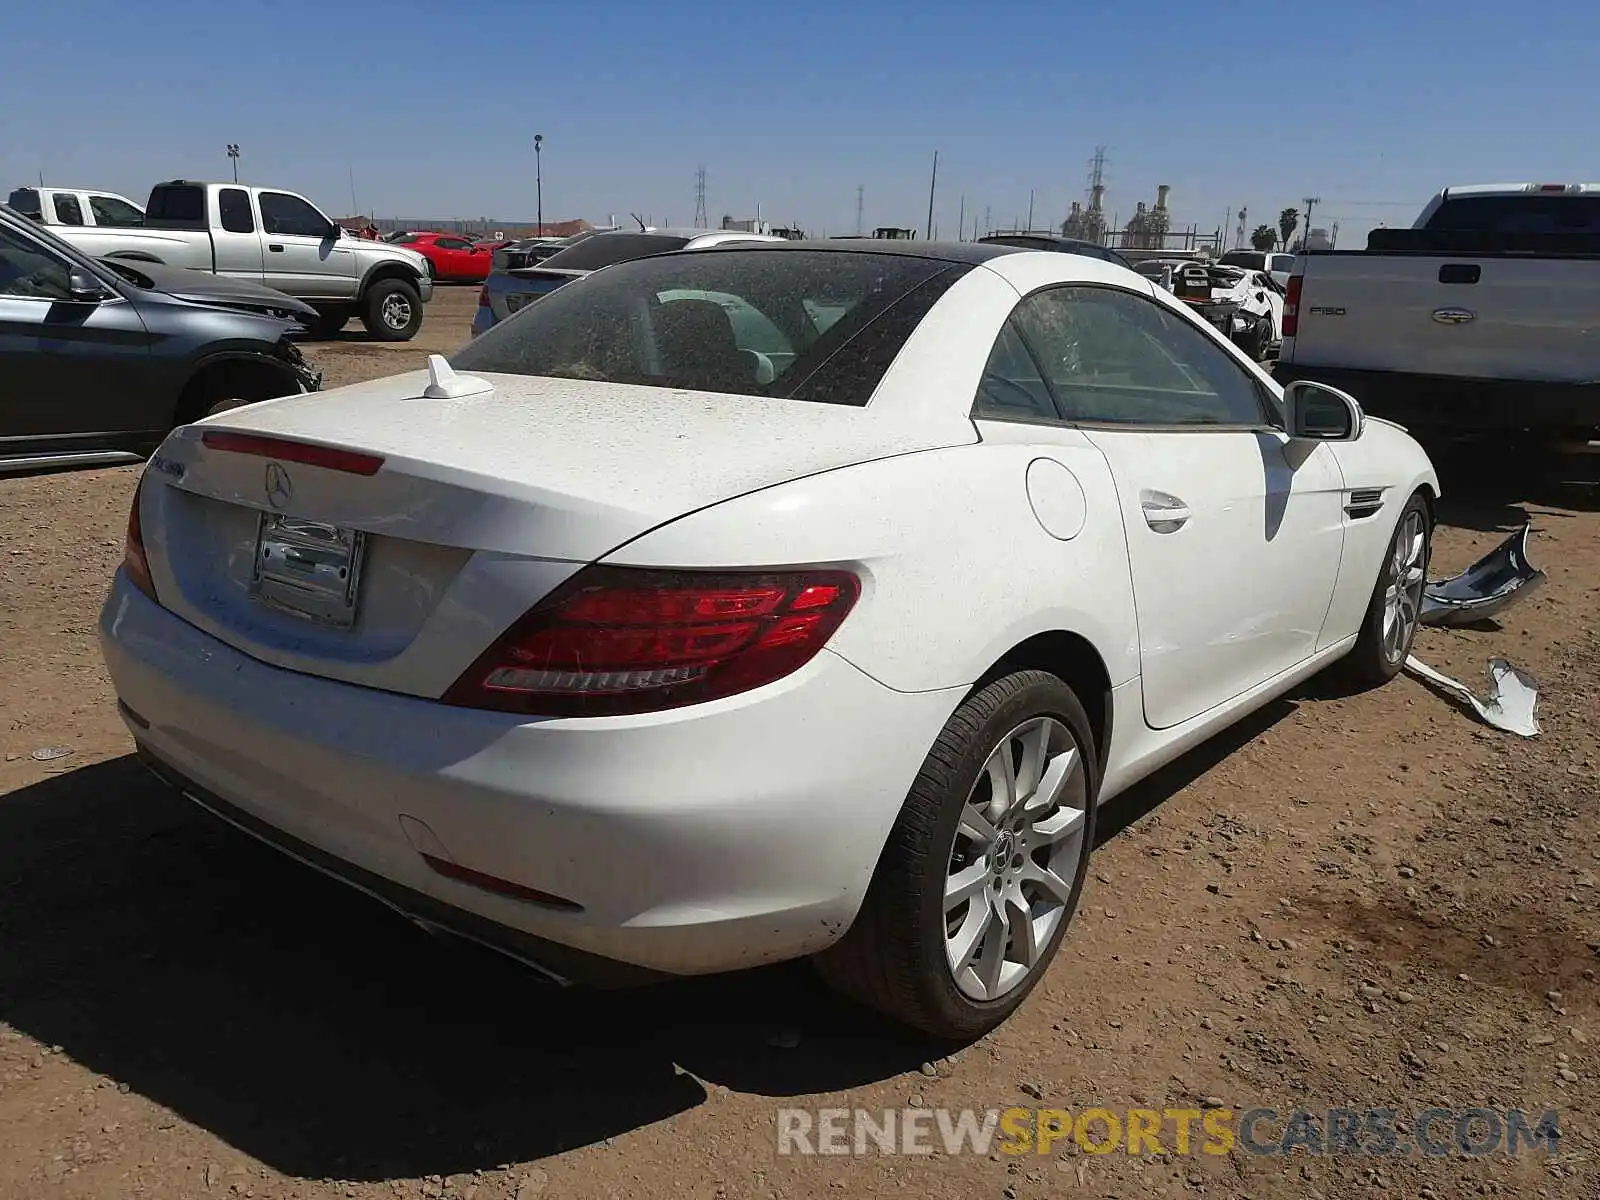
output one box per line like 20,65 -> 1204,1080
138,370 -> 974,697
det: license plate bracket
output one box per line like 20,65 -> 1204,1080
250,512 -> 367,628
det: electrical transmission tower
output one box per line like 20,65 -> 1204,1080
693,166 -> 708,229
855,184 -> 864,235
1084,146 -> 1109,243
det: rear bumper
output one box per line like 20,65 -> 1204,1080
1272,362 -> 1600,433
99,573 -> 960,979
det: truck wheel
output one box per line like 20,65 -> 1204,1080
362,279 -> 423,342
306,308 -> 350,339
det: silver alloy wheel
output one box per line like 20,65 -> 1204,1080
1382,509 -> 1428,664
944,715 -> 1087,1001
381,292 -> 413,330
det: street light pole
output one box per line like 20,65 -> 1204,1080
534,134 -> 544,235
226,143 -> 240,183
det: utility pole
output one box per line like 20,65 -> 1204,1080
1302,195 -> 1320,249
855,184 -> 864,236
534,134 -> 545,234
957,194 -> 965,241
694,165 -> 708,229
226,143 -> 240,183
925,150 -> 939,240
1026,189 -> 1034,232
348,167 -> 358,219
983,205 -> 991,237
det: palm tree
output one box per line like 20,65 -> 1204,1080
1250,225 -> 1277,251
1278,208 -> 1299,252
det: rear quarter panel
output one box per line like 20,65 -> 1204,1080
1285,254 -> 1600,382
606,442 -> 1142,695
57,226 -> 214,271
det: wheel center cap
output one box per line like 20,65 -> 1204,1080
991,830 -> 1017,867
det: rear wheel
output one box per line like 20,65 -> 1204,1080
361,278 -> 423,341
1341,491 -> 1431,687
814,670 -> 1098,1040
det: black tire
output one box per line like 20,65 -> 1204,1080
814,670 -> 1100,1040
1341,490 -> 1432,687
306,307 -> 350,339
361,278 -> 424,342
1253,315 -> 1275,360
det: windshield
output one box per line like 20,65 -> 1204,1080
533,232 -> 691,272
452,248 -> 962,405
1424,195 -> 1600,234
1218,251 -> 1266,269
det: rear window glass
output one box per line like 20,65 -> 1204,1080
1425,195 -> 1600,234
7,189 -> 43,219
452,249 -> 962,405
1219,251 -> 1266,269
535,233 -> 690,272
146,186 -> 206,224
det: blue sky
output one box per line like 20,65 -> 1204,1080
4,0 -> 1597,246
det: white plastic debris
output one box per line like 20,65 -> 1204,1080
1403,656 -> 1541,738
30,746 -> 74,761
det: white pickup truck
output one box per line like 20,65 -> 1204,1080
1273,182 -> 1600,444
44,180 -> 433,340
8,186 -> 146,229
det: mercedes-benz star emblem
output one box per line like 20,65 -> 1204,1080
264,462 -> 293,509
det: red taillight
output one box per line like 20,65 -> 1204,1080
123,476 -> 159,602
199,430 -> 385,476
443,566 -> 861,717
1282,275 -> 1302,338
477,285 -> 490,307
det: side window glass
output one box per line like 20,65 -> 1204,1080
218,188 -> 255,234
259,192 -> 329,238
971,318 -> 1059,422
52,194 -> 85,226
1013,286 -> 1268,426
0,226 -> 72,300
88,195 -> 145,227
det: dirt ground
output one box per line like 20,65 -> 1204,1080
1,285 -> 1596,1199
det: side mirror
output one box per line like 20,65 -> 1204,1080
1282,380 -> 1364,442
67,269 -> 113,303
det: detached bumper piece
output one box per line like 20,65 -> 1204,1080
1402,657 -> 1541,738
1420,524 -> 1545,628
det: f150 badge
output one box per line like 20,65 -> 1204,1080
1308,306 -> 1346,316
1432,307 -> 1476,324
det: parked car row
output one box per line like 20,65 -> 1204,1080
96,232 -> 1441,1041
12,179 -> 434,341
1,201 -> 319,474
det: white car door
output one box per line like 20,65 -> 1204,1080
256,190 -> 357,299
1008,284 -> 1346,729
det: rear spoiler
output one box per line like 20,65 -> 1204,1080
504,266 -> 590,283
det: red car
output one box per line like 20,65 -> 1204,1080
389,232 -> 494,282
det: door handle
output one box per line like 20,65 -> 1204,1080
1139,489 -> 1190,532
268,243 -> 285,252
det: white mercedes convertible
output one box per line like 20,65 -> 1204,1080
100,241 -> 1438,1038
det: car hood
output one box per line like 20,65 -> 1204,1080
106,259 -> 318,322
